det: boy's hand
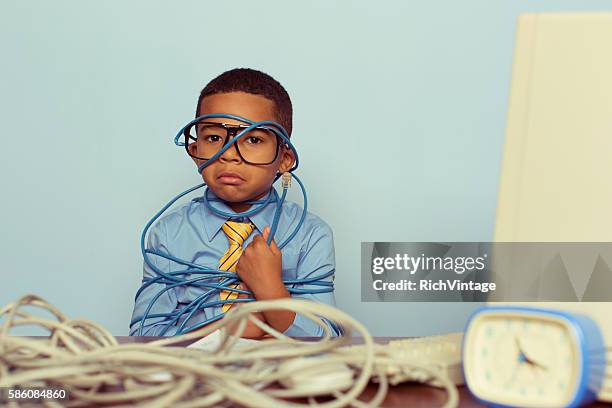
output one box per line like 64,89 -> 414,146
236,227 -> 296,333
236,227 -> 283,297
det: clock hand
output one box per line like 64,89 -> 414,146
514,337 -> 529,364
516,337 -> 548,371
526,357 -> 548,371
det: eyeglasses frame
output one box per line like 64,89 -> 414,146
183,121 -> 286,165
173,113 -> 299,175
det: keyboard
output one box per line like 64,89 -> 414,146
187,330 -> 465,389
382,332 -> 464,386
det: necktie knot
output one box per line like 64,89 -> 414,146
221,220 -> 255,248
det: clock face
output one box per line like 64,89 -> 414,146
464,311 -> 581,407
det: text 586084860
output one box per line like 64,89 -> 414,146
1,387 -> 69,403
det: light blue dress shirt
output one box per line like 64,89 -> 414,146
130,188 -> 338,337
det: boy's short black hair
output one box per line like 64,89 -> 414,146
196,68 -> 293,137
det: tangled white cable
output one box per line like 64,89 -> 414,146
0,294 -> 458,407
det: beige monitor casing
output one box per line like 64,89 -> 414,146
493,12 -> 612,401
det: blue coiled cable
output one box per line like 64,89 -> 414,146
132,114 -> 334,336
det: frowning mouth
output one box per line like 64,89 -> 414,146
217,171 -> 245,185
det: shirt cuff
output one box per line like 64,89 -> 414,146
282,313 -> 341,337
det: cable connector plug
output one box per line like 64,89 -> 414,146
281,172 -> 292,189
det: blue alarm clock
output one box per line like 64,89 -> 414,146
463,306 -> 606,407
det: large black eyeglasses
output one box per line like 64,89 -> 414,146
183,121 -> 282,165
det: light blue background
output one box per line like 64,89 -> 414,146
2,0 -> 610,336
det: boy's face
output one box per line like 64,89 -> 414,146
191,92 -> 295,207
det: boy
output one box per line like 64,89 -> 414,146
130,68 -> 338,338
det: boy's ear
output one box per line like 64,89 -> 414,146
187,144 -> 201,167
278,145 -> 296,173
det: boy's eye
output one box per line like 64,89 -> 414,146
203,134 -> 223,143
246,136 -> 263,144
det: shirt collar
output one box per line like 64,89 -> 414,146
197,188 -> 278,242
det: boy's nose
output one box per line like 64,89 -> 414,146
219,141 -> 241,163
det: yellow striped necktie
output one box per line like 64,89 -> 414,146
219,220 -> 255,313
